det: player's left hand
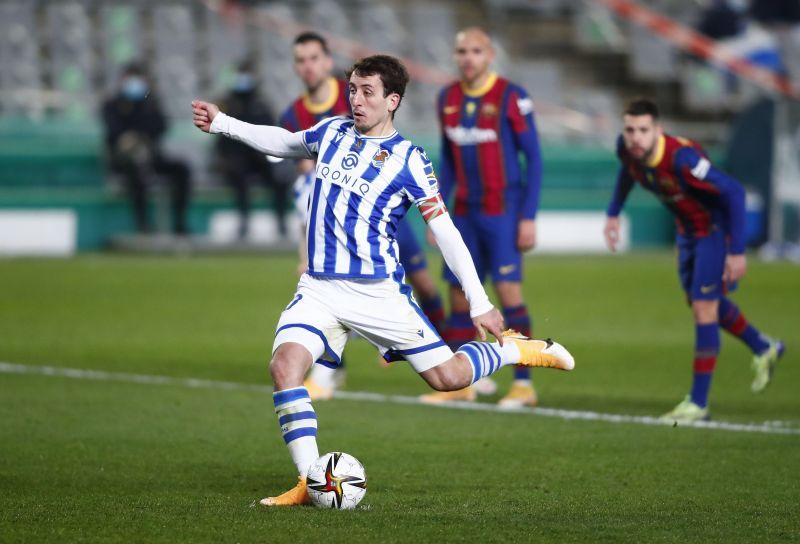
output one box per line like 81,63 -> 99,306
724,253 -> 747,283
472,308 -> 505,346
517,219 -> 536,251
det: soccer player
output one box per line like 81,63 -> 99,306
192,54 -> 574,506
604,98 -> 785,424
422,27 -> 543,407
285,32 -> 446,399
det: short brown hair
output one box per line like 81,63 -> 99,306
346,55 -> 410,116
624,98 -> 660,119
293,32 -> 329,55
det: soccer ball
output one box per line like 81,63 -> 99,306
306,452 -> 367,509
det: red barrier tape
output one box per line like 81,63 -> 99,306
598,0 -> 800,99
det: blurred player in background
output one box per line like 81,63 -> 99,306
604,98 -> 785,424
285,32 -> 446,400
192,53 -> 574,506
422,27 -> 543,408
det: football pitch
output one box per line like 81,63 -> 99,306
1,252 -> 798,543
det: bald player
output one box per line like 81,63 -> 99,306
422,27 -> 544,408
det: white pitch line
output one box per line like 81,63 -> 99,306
1,361 -> 798,436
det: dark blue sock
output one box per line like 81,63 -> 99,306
718,297 -> 770,354
419,294 -> 446,335
444,311 -> 474,352
690,323 -> 720,408
504,305 -> 532,380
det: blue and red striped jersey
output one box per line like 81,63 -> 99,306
279,77 -> 351,132
607,133 -> 746,253
437,73 -> 542,218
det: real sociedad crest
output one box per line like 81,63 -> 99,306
371,149 -> 390,169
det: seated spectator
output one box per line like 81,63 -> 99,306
102,62 -> 191,235
215,61 -> 289,239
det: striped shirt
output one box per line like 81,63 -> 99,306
302,116 -> 440,278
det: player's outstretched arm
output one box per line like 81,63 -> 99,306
604,216 -> 621,252
192,99 -> 313,159
191,100 -> 219,133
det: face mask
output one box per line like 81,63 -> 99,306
233,73 -> 255,93
121,77 -> 148,101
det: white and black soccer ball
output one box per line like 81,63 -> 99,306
306,452 -> 367,510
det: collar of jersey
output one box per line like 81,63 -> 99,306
461,72 -> 498,98
645,134 -> 666,167
351,128 -> 399,140
303,78 -> 339,114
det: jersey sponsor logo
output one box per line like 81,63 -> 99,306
371,149 -> 390,169
691,158 -> 710,179
422,158 -> 437,187
444,125 -> 499,145
318,164 -> 373,196
341,152 -> 359,170
516,97 -> 534,115
498,264 -> 517,275
659,176 -> 677,190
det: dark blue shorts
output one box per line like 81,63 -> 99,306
444,212 -> 522,285
677,229 -> 736,301
396,220 -> 428,274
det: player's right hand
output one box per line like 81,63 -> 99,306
472,308 -> 505,346
191,100 -> 220,133
603,216 -> 620,252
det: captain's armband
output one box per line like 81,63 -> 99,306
418,194 -> 448,223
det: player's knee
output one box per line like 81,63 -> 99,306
269,354 -> 300,387
692,299 -> 719,324
425,368 -> 466,392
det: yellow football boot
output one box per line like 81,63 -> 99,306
259,476 -> 311,507
751,339 -> 785,393
659,396 -> 710,425
419,387 -> 477,404
501,330 -> 575,370
303,378 -> 334,401
498,380 -> 539,408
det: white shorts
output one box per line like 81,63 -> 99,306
273,273 -> 453,373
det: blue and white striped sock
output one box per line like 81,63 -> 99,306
457,341 -> 521,384
273,386 -> 319,477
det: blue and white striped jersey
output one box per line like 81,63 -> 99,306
300,116 -> 440,279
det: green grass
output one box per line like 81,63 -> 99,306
1,253 -> 798,542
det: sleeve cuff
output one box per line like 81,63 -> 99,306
209,112 -> 229,135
